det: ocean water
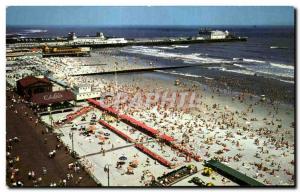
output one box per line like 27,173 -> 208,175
7,25 -> 295,102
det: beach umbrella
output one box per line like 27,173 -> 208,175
119,156 -> 127,161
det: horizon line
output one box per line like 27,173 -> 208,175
7,24 -> 295,27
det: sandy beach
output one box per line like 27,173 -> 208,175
6,46 -> 295,187
87,71 -> 295,186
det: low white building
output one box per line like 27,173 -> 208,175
74,84 -> 92,93
195,36 -> 205,40
71,37 -> 127,45
198,30 -> 229,40
106,38 -> 128,44
74,91 -> 101,101
210,30 -> 227,39
72,37 -> 105,44
72,84 -> 101,101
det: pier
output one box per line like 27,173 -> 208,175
7,36 -> 247,49
85,37 -> 247,48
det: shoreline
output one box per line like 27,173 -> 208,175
114,46 -> 295,105
6,47 -> 295,186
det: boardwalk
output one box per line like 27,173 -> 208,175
6,90 -> 98,187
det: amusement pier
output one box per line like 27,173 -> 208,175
7,29 -> 247,49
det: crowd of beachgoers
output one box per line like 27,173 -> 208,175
6,47 -> 295,186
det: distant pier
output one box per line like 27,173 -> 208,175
84,37 -> 247,48
7,36 -> 247,49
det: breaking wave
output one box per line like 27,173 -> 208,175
171,45 -> 189,48
270,63 -> 294,70
124,46 -> 232,64
243,58 -> 265,63
155,70 -> 213,80
124,46 -> 294,84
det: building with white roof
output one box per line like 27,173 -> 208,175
72,84 -> 101,101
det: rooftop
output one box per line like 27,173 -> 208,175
31,90 -> 75,105
17,76 -> 51,88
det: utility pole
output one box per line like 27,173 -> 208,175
71,131 -> 74,156
48,104 -> 53,127
114,62 -> 118,93
49,113 -> 53,127
108,165 -> 110,187
104,164 -> 111,186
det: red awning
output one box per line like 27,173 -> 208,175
119,114 -> 160,135
31,90 -> 75,105
160,134 -> 175,142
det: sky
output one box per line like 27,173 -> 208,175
6,6 -> 294,26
